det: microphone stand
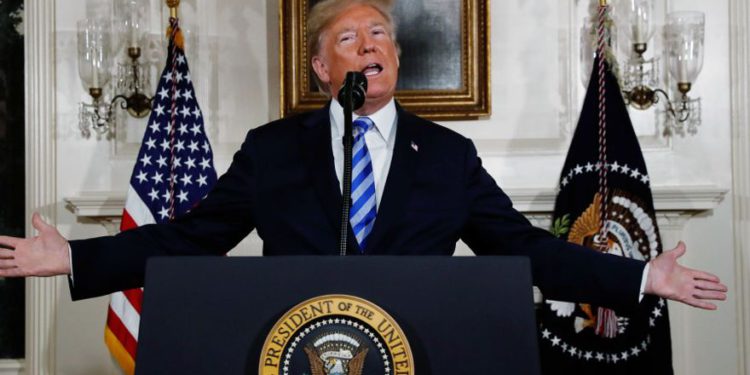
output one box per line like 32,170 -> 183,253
337,72 -> 367,256
339,87 -> 354,256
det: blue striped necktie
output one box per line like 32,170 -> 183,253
350,116 -> 377,252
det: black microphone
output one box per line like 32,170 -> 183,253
338,72 -> 367,256
337,72 -> 368,111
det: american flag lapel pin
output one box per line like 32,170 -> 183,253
411,141 -> 419,152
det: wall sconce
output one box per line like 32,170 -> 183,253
582,1 -> 705,136
78,0 -> 152,137
621,0 -> 705,136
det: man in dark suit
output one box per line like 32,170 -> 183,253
0,0 -> 727,310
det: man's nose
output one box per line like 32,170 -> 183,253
359,34 -> 376,54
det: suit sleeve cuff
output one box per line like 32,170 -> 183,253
639,262 -> 650,302
68,243 -> 74,286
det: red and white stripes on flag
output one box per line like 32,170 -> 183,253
104,18 -> 217,374
103,190 -> 154,374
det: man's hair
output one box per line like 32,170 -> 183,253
307,0 -> 398,94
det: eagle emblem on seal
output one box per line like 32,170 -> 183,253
303,332 -> 369,375
546,190 -> 657,338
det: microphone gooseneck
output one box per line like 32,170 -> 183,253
338,72 -> 368,256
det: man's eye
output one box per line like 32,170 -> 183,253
339,34 -> 355,43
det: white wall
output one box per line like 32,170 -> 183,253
18,0 -> 745,374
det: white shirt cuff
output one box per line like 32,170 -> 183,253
638,262 -> 650,302
68,243 -> 74,285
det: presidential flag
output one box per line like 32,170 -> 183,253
536,6 -> 672,374
104,18 -> 217,374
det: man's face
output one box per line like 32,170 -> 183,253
311,4 -> 400,115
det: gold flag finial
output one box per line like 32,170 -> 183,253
166,0 -> 179,18
599,0 -> 607,6
165,0 -> 184,49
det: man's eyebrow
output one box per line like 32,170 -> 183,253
334,27 -> 356,37
332,22 -> 388,39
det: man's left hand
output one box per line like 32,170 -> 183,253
645,241 -> 728,310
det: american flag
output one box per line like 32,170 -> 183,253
104,19 -> 217,374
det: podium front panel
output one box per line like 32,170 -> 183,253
137,256 -> 540,374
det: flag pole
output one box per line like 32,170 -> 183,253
596,0 -> 610,251
165,0 -> 181,219
167,0 -> 179,19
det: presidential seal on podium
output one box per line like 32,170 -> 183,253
260,295 -> 414,375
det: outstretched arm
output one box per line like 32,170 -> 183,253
645,241 -> 727,310
0,213 -> 71,277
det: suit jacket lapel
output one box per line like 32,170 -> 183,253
365,106 -> 420,253
301,103 -> 342,237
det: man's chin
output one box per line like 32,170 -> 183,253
356,96 -> 392,115
365,86 -> 395,102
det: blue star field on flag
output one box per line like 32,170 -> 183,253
128,25 -> 217,223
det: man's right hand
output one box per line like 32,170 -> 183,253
0,212 -> 71,277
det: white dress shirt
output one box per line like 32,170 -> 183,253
330,98 -> 397,210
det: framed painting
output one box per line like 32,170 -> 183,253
279,0 -> 491,120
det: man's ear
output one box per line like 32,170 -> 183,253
311,56 -> 330,84
395,42 -> 401,67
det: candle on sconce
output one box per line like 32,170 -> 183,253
634,7 -> 648,44
633,18 -> 643,44
92,58 -> 100,88
130,9 -> 138,48
677,59 -> 689,83
627,1 -> 654,47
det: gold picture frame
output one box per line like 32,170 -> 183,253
279,0 -> 491,120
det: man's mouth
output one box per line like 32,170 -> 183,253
361,63 -> 383,77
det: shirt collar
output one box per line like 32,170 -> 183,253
330,98 -> 397,141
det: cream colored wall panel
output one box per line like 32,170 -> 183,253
449,0 -> 575,162
669,200 -> 738,374
55,293 -> 121,375
0,360 -> 23,375
729,0 -> 750,372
